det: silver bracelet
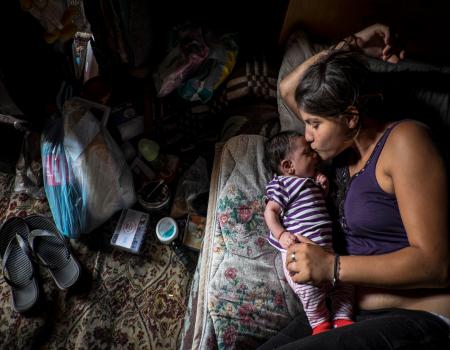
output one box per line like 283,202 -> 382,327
332,254 -> 340,288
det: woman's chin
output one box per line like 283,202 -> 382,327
316,151 -> 328,161
316,149 -> 339,162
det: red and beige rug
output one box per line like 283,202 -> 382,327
0,172 -> 193,350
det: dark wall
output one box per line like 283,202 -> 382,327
280,0 -> 450,64
0,1 -> 66,126
154,0 -> 287,51
1,1 -> 287,121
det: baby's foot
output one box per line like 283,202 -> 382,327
333,319 -> 354,328
312,321 -> 331,335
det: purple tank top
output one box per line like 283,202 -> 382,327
342,123 -> 409,255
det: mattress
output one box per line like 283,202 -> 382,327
181,135 -> 302,350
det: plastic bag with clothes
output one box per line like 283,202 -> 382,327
41,99 -> 136,238
153,24 -> 209,97
178,32 -> 238,103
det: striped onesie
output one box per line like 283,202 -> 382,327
266,175 -> 353,329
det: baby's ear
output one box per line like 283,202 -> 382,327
281,159 -> 291,173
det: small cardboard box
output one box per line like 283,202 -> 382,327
111,209 -> 149,254
110,102 -> 144,141
182,214 -> 206,251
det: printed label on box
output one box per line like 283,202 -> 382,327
111,209 -> 149,253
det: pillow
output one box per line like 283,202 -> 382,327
277,31 -> 326,133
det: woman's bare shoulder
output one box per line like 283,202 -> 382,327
387,120 -> 437,155
389,120 -> 431,137
382,120 -> 446,178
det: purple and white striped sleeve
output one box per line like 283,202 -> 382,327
265,177 -> 289,210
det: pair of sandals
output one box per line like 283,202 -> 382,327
0,215 -> 81,313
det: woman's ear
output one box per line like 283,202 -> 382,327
345,106 -> 360,130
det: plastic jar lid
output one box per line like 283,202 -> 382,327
138,139 -> 160,162
156,217 -> 178,244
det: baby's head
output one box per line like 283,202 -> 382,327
265,131 -> 318,177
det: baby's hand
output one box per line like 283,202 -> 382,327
315,173 -> 329,195
279,231 -> 297,249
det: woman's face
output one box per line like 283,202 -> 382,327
300,109 -> 353,161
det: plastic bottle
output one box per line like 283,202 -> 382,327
138,138 -> 166,172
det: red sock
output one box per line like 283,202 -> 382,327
333,319 -> 354,328
312,321 -> 331,335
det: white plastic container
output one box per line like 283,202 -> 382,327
155,216 -> 196,272
155,217 -> 178,244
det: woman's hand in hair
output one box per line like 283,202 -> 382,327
354,23 -> 405,63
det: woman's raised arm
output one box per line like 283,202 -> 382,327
278,51 -> 327,120
279,24 -> 405,119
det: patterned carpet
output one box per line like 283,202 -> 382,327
0,172 -> 194,350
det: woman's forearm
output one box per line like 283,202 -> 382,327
278,37 -> 355,118
288,237 -> 448,290
279,23 -> 402,118
279,50 -> 327,118
339,247 -> 449,289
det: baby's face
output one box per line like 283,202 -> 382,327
284,136 -> 318,177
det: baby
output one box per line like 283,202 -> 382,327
264,131 -> 354,334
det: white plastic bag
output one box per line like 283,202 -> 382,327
42,98 -> 136,238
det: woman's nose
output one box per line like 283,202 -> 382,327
304,128 -> 313,142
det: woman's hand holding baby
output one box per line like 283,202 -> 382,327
286,236 -> 334,285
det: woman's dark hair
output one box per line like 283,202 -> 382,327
265,131 -> 302,174
295,50 -> 384,119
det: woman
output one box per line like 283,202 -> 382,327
259,24 -> 450,349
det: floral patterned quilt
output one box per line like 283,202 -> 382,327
181,135 -> 302,349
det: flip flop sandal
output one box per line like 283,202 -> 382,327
25,215 -> 81,290
0,217 -> 39,312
